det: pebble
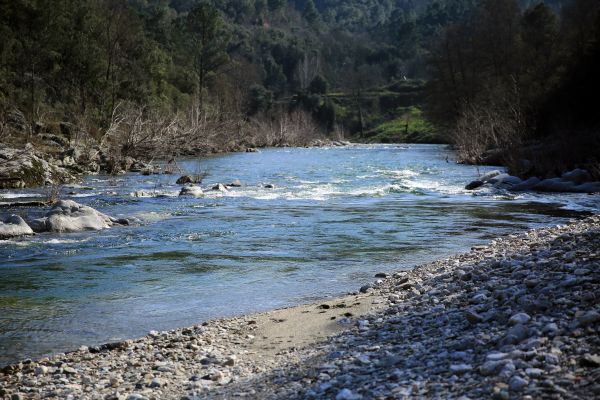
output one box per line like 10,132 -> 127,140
577,311 -> 600,326
509,376 -> 529,392
335,388 -> 360,400
509,313 -> 531,325
450,364 -> 473,374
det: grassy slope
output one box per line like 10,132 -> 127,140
363,106 -> 446,144
329,80 -> 447,144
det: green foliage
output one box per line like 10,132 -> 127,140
248,84 -> 273,115
303,0 -> 320,23
5,0 -> 568,146
185,2 -> 230,101
308,75 -> 328,94
365,107 -> 442,144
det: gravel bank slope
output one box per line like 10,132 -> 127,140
1,215 -> 599,399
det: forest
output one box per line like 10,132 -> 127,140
0,0 -> 598,177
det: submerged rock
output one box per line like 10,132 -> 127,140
0,215 -> 34,239
227,179 -> 242,188
28,200 -> 124,233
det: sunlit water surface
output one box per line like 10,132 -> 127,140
1,144 -> 598,365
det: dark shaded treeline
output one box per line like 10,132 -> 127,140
428,0 -> 600,177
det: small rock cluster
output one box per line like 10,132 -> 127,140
307,139 -> 352,148
176,179 -> 275,198
466,168 -> 600,193
0,200 -> 127,239
1,215 -> 598,399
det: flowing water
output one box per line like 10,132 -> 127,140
0,144 -> 598,366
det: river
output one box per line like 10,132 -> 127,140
0,144 -> 597,366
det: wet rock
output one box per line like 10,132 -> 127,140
561,169 -> 591,184
0,215 -> 34,239
511,177 -> 541,191
29,200 -> 119,233
176,175 -> 194,185
465,180 -> 484,190
227,179 -> 242,188
179,186 -> 204,198
264,184 -> 275,189
488,173 -> 522,188
212,183 -> 228,192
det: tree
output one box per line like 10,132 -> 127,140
308,75 -> 327,94
268,0 -> 286,12
185,2 -> 230,107
303,0 -> 320,24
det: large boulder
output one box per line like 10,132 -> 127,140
179,186 -> 204,197
510,177 -> 541,192
561,169 -> 592,185
176,175 -> 194,185
0,215 -> 34,239
532,178 -> 577,193
0,145 -> 75,189
572,182 -> 600,193
479,170 -> 503,183
29,200 -> 122,233
465,180 -> 484,190
488,173 -> 522,188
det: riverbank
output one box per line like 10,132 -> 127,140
1,214 -> 598,399
0,138 -> 351,191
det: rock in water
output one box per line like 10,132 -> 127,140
561,168 -> 591,184
212,183 -> 228,192
0,215 -> 34,239
179,186 -> 204,197
465,180 -> 484,190
228,179 -> 242,187
29,200 -> 120,233
176,175 -> 193,185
